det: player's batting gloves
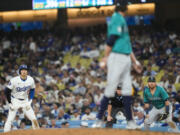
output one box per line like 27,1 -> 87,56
9,103 -> 14,110
156,113 -> 169,121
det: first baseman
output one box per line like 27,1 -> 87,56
144,76 -> 179,133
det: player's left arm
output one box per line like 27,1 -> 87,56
130,52 -> 142,73
160,87 -> 170,114
29,78 -> 35,101
29,88 -> 35,100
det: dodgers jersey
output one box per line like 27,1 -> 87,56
7,75 -> 35,100
143,85 -> 169,109
107,12 -> 132,54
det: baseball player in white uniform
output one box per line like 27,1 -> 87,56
4,65 -> 39,132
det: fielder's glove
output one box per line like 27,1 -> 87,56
156,113 -> 169,121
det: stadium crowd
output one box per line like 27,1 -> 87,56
0,25 -> 180,129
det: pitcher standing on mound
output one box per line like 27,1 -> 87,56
92,0 -> 142,129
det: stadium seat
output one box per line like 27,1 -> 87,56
113,123 -> 126,129
0,66 -> 3,71
38,67 -> 43,75
142,76 -> 149,85
175,83 -> 180,91
56,120 -> 62,125
79,58 -> 91,69
143,60 -> 149,66
68,120 -> 81,126
63,53 -> 72,63
56,83 -> 65,90
155,70 -> 164,82
69,125 -> 81,128
70,55 -> 80,67
152,66 -> 159,72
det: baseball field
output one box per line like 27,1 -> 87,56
1,129 -> 180,135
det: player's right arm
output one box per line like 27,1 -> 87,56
143,88 -> 150,115
4,80 -> 13,103
107,99 -> 113,121
4,87 -> 12,103
130,52 -> 142,74
100,14 -> 122,69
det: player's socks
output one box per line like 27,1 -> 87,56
123,96 -> 133,121
97,96 -> 109,120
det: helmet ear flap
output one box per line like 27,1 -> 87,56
19,69 -> 21,75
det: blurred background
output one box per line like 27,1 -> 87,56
0,0 -> 180,132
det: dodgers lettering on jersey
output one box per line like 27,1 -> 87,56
7,75 -> 35,99
143,85 -> 169,109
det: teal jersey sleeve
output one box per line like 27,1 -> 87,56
108,13 -> 123,37
160,87 -> 169,101
143,89 -> 149,103
107,12 -> 132,54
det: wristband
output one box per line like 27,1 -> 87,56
145,109 -> 149,115
165,105 -> 169,114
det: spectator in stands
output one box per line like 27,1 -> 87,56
81,107 -> 96,120
57,109 -> 70,121
167,85 -> 177,98
61,121 -> 69,128
143,64 -> 157,76
38,118 -> 48,128
158,75 -> 170,89
70,110 -> 81,120
175,70 -> 180,83
51,103 -> 61,119
132,100 -> 145,126
48,119 -> 60,128
94,88 -> 104,106
156,54 -> 167,68
175,91 -> 180,103
81,99 -> 91,114
73,94 -> 83,109
19,121 -> 26,129
73,81 -> 87,95
41,104 -> 53,121
13,115 -> 21,129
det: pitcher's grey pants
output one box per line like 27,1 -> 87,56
104,52 -> 132,98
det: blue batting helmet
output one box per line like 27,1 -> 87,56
19,65 -> 28,74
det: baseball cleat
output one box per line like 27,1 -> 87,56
126,120 -> 141,130
92,120 -> 104,128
